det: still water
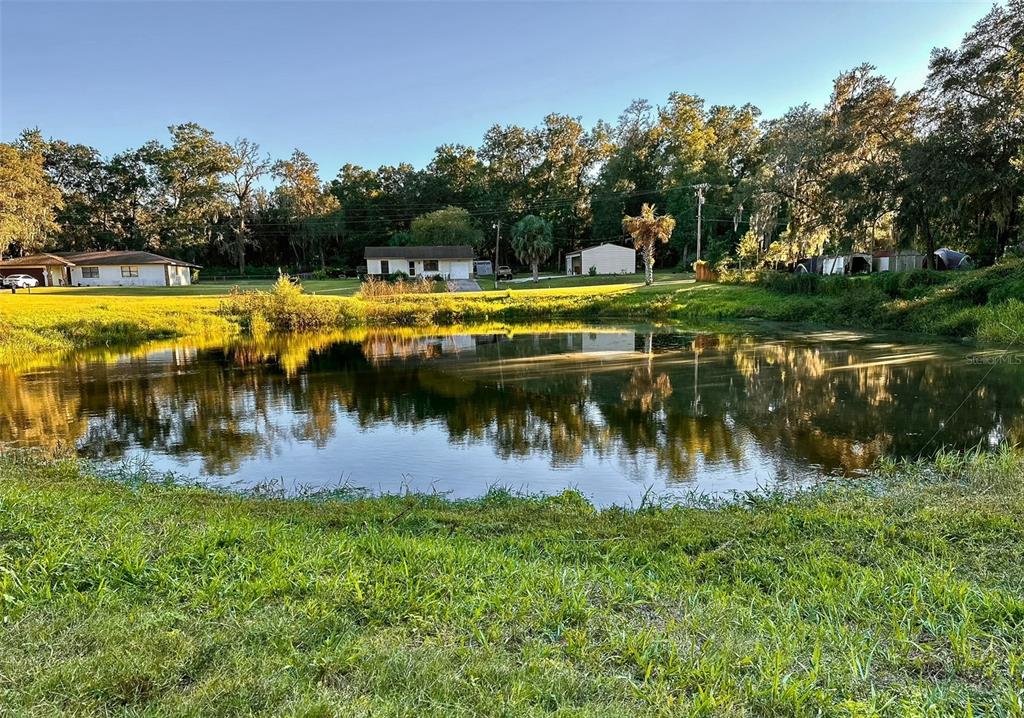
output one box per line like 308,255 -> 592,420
3,325 -> 1022,505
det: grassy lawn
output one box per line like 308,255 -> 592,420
1,448 -> 1022,716
478,271 -> 693,292
0,292 -> 233,367
20,272 -> 684,298
20,278 -> 363,298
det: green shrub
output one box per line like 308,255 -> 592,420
871,270 -> 948,299
953,275 -> 994,304
358,276 -> 435,299
989,278 -> 1024,305
819,275 -> 852,296
931,306 -> 982,337
757,271 -> 822,295
219,275 -> 356,331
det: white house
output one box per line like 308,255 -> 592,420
364,246 -> 474,280
821,253 -> 872,275
0,250 -> 198,287
565,243 -> 636,276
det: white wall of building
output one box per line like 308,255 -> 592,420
873,253 -> 925,273
367,257 -> 473,279
70,264 -> 179,287
167,265 -> 192,286
566,244 -> 636,275
823,254 -> 873,275
582,331 -> 636,353
822,257 -> 846,275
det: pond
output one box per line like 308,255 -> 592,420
2,325 -> 1022,505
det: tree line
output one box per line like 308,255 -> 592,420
1,2 -> 1020,274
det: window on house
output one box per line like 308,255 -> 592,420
423,260 -> 439,272
81,267 -> 99,279
379,260 -> 390,275
121,266 -> 139,278
409,261 -> 416,275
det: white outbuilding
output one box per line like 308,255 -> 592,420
565,243 -> 636,276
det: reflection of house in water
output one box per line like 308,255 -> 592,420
360,331 -> 640,364
563,331 -> 637,354
5,327 -> 1024,497
361,333 -> 478,363
133,346 -> 198,367
471,334 -> 509,347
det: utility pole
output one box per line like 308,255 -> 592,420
492,220 -> 501,287
694,183 -> 710,262
735,203 -> 745,271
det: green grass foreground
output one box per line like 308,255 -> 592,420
1,449 -> 1024,716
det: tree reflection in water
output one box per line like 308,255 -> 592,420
2,326 -> 1021,489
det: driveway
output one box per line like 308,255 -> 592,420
449,279 -> 482,292
503,275 -> 558,284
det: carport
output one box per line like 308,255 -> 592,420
0,254 -> 74,286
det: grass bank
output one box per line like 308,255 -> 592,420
235,261 -> 1023,342
0,294 -> 234,366
1,448 -> 1023,716
712,262 -> 1024,344
2,262 -> 1021,367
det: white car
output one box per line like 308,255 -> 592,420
3,274 -> 40,289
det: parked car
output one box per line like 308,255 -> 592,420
496,266 -> 513,280
2,274 -> 39,289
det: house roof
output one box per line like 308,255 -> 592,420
365,245 -> 475,260
565,243 -> 635,258
0,250 -> 199,268
0,252 -> 76,267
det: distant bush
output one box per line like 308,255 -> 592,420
989,278 -> 1024,305
756,271 -> 822,295
201,265 -> 294,279
717,267 -> 758,284
870,269 -> 948,299
220,275 -> 359,331
358,276 -> 437,299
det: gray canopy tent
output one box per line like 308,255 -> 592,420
934,248 -> 972,270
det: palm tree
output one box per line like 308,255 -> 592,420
622,204 -> 676,286
511,215 -> 554,281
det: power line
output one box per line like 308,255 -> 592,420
225,181 -> 751,228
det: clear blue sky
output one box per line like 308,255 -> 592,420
1,1 -> 990,179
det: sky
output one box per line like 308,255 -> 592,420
1,0 -> 993,179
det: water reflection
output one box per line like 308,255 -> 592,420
2,326 -> 1021,504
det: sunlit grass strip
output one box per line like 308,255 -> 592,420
0,294 -> 235,369
0,447 -> 1022,715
